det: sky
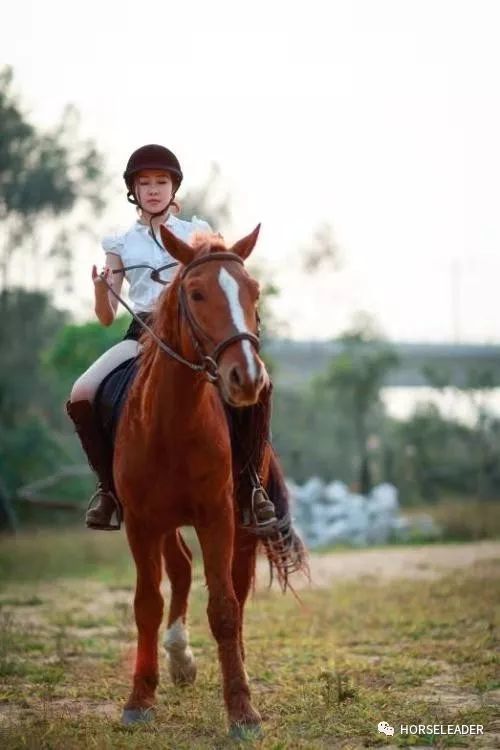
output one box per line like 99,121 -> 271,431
3,0 -> 500,343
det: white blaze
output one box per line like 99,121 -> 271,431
218,267 -> 257,380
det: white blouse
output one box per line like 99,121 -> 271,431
102,214 -> 212,313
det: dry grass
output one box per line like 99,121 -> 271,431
421,498 -> 500,542
0,530 -> 498,748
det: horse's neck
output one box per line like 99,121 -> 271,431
136,349 -> 214,438
132,295 -> 222,439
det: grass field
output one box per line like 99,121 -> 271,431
0,530 -> 499,749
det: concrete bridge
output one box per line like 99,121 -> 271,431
264,340 -> 500,389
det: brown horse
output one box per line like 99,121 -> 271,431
114,224 -> 283,738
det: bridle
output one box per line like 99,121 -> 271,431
103,251 -> 260,383
177,252 -> 260,382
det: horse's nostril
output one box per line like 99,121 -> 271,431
229,365 -> 243,387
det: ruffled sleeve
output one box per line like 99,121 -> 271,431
101,232 -> 125,256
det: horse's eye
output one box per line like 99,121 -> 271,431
190,291 -> 204,302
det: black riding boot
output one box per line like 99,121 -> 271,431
66,400 -> 122,530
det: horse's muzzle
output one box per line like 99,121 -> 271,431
218,355 -> 268,407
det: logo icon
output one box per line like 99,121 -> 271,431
378,721 -> 395,736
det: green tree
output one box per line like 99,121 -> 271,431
0,289 -> 72,523
314,314 -> 399,494
0,66 -> 107,293
271,383 -> 362,484
46,316 -> 130,396
0,289 -> 67,428
0,67 -> 108,528
423,363 -> 500,499
393,403 -> 483,502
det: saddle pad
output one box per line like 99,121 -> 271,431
94,356 -> 139,445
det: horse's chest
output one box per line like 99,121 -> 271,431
118,434 -> 230,494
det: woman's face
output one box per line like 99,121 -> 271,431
135,169 -> 174,214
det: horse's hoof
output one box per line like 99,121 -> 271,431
121,707 -> 154,726
229,722 -> 263,740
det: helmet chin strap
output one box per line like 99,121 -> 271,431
128,189 -> 178,252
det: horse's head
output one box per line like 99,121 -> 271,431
158,224 -> 269,407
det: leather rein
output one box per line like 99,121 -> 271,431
101,252 -> 260,383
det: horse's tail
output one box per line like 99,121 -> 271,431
261,447 -> 310,592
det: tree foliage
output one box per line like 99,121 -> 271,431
0,66 -> 107,292
312,314 -> 399,492
0,67 -> 109,527
0,289 -> 67,428
46,316 -> 130,394
0,289 -> 72,515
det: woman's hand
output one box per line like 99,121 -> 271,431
93,253 -> 124,327
92,264 -> 113,288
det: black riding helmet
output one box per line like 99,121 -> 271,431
123,144 -> 183,207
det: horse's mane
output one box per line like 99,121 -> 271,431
189,231 -> 227,253
138,231 -> 228,368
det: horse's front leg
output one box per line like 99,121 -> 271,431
197,510 -> 262,739
122,524 -> 164,725
231,525 -> 258,664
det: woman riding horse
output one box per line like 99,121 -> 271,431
66,145 -> 307,736
66,144 -> 297,542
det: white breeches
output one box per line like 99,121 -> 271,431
70,340 -> 140,403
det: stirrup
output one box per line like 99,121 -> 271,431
86,489 -> 122,531
242,485 -> 278,531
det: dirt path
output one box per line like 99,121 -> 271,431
259,540 -> 500,588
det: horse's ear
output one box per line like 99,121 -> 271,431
230,224 -> 261,260
160,225 -> 195,265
